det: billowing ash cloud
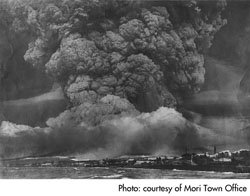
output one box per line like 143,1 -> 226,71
0,107 -> 244,160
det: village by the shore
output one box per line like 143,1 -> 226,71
2,149 -> 250,173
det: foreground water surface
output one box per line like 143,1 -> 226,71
1,167 -> 250,179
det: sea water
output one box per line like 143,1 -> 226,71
0,167 -> 250,179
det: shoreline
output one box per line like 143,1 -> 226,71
2,149 -> 250,174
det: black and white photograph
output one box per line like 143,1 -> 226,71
1,0 -> 250,180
